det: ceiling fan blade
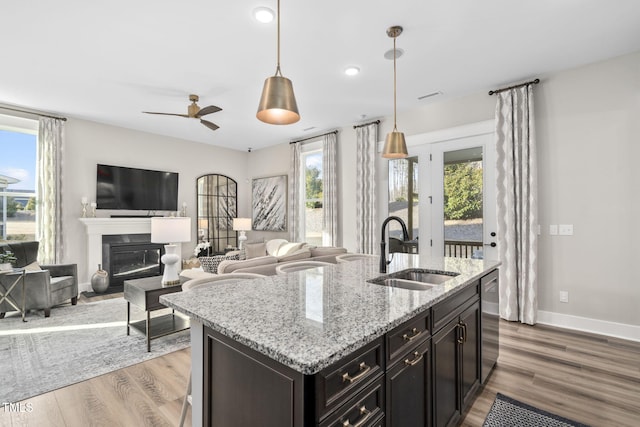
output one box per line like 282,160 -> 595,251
200,119 -> 219,131
142,111 -> 190,118
196,105 -> 222,117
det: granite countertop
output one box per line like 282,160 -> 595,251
160,254 -> 500,375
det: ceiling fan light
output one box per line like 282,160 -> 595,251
382,130 -> 408,158
257,75 -> 300,125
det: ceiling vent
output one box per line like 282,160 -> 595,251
417,91 -> 442,100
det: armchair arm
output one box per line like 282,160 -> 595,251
40,263 -> 77,278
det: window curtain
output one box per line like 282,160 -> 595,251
495,85 -> 538,325
288,142 -> 302,242
36,117 -> 64,264
355,123 -> 378,254
322,133 -> 338,246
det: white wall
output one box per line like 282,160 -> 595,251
250,51 -> 640,335
62,119 -> 248,283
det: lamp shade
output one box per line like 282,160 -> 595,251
233,217 -> 252,231
256,76 -> 300,125
382,130 -> 408,159
151,217 -> 191,243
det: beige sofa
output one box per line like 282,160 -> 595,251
182,240 -> 347,280
217,240 -> 347,276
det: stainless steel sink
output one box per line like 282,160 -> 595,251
368,268 -> 459,290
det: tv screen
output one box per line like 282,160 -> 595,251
96,164 -> 178,211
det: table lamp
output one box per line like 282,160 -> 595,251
233,218 -> 252,249
151,217 -> 191,286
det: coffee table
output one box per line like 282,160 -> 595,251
124,275 -> 190,352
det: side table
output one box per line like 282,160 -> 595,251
0,268 -> 27,322
124,275 -> 190,352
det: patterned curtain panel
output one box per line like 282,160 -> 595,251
288,142 -> 302,242
322,133 -> 338,246
36,118 -> 64,264
355,123 -> 378,254
495,85 -> 538,325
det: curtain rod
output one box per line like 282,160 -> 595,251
289,130 -> 338,145
0,105 -> 67,121
488,78 -> 540,96
353,119 -> 380,129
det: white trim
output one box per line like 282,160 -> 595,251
377,119 -> 495,152
537,310 -> 640,343
0,113 -> 39,134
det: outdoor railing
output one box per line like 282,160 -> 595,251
444,240 -> 483,259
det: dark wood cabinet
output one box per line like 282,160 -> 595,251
432,286 -> 480,427
200,270 -> 495,427
386,338 -> 431,427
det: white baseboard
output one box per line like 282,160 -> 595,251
537,310 -> 640,342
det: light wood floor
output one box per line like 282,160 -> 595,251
2,295 -> 639,426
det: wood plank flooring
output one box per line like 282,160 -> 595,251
2,294 -> 639,426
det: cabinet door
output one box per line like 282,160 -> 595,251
205,329 -> 304,427
386,339 -> 430,427
460,302 -> 480,409
432,319 -> 460,427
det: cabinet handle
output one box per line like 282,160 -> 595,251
457,323 -> 464,344
462,322 -> 468,343
342,362 -> 371,384
342,405 -> 373,427
404,351 -> 423,366
402,327 -> 422,342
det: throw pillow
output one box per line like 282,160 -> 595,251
244,242 -> 267,259
266,239 -> 288,256
275,242 -> 307,257
199,253 -> 241,274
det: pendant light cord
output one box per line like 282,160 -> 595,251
392,34 -> 398,132
275,0 -> 282,77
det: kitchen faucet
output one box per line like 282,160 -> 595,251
380,216 -> 410,273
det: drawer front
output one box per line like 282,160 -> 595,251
317,338 -> 384,417
386,311 -> 430,365
432,282 -> 479,332
146,287 -> 181,311
319,378 -> 385,427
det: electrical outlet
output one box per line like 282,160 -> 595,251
559,291 -> 569,303
559,224 -> 573,235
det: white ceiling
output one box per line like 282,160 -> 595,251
2,1 -> 640,151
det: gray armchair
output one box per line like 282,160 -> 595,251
0,241 -> 78,318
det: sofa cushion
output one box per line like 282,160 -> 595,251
244,242 -> 267,259
310,247 -> 348,257
266,239 -> 289,256
218,255 -> 277,274
276,248 -> 311,263
274,242 -> 308,257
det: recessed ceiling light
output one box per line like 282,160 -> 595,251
253,7 -> 274,23
344,66 -> 360,76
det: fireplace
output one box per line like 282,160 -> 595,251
102,234 -> 165,291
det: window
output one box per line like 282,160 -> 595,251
388,156 -> 419,252
0,116 -> 38,242
301,145 -> 323,246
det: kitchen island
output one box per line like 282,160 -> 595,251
161,254 -> 500,427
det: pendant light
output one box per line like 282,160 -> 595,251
382,26 -> 408,159
257,0 -> 300,125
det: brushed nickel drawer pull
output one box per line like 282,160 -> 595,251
342,362 -> 371,384
402,327 -> 422,342
342,405 -> 373,427
404,351 -> 423,366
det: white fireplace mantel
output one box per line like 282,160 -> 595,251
79,218 -> 152,287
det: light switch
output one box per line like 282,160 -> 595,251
559,224 -> 573,236
549,225 -> 558,235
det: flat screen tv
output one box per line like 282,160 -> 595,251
96,164 -> 178,211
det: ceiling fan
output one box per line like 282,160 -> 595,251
143,94 -> 222,131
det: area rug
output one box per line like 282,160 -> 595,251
483,393 -> 590,427
0,297 -> 190,403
